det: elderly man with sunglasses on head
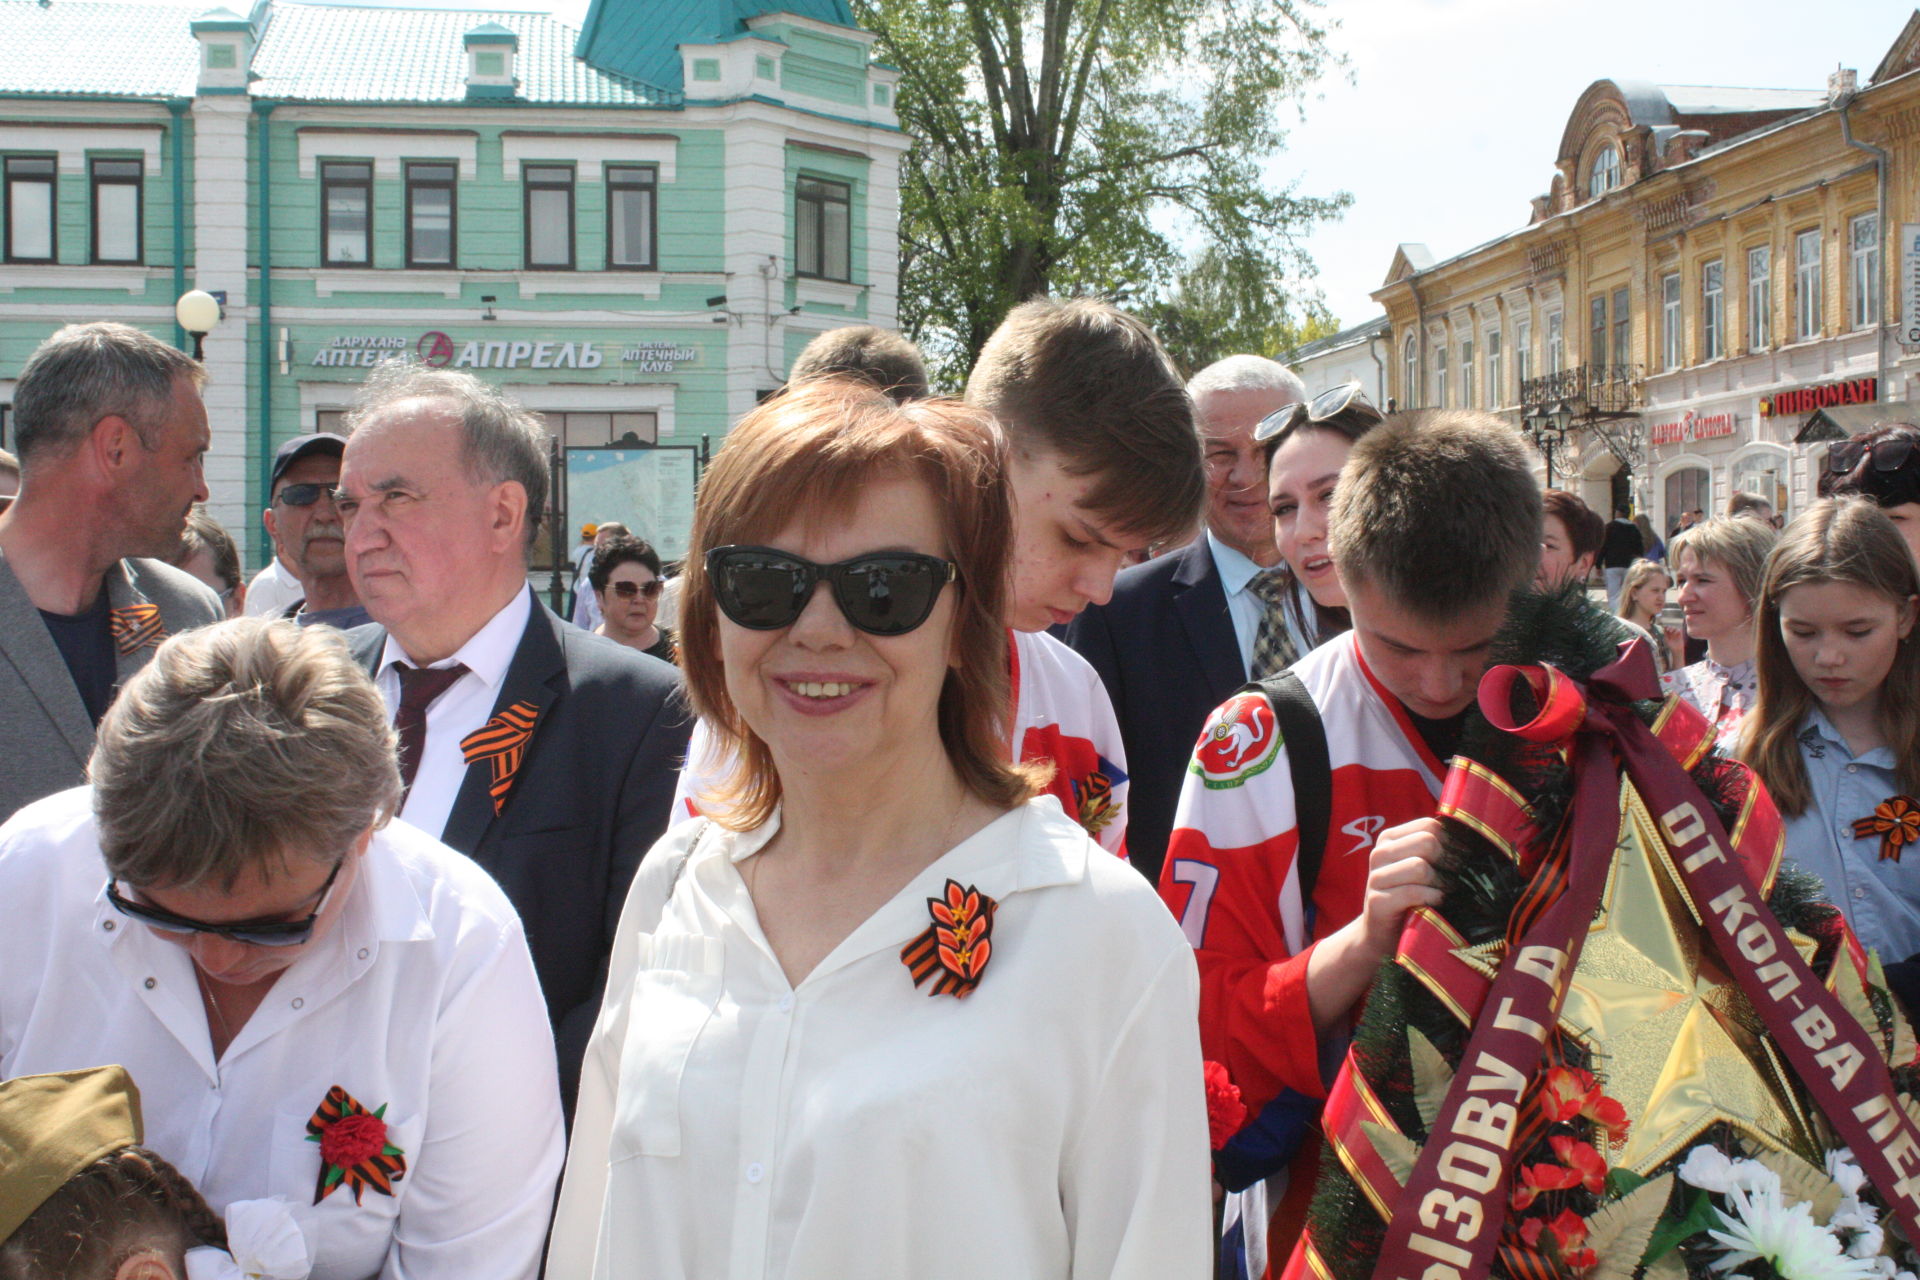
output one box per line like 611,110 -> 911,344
0,617 -> 564,1280
260,433 -> 371,631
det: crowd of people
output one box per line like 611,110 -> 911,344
0,308 -> 1917,1280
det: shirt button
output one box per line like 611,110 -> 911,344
1855,886 -> 1868,900
777,994 -> 793,1013
103,920 -> 116,932
745,1162 -> 764,1184
291,997 -> 304,1009
1847,764 -> 1859,774
143,977 -> 156,989
358,948 -> 370,960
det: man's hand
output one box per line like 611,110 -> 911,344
1356,817 -> 1447,962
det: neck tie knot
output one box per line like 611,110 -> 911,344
394,662 -> 469,797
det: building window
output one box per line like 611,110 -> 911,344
1748,245 -> 1771,350
1433,344 -> 1448,408
1589,295 -> 1608,366
1851,213 -> 1881,331
4,156 -> 56,263
1661,272 -> 1682,371
1701,259 -> 1724,361
1546,312 -> 1563,374
1794,227 -> 1821,340
795,176 -> 850,281
1460,337 -> 1474,408
321,162 -> 372,267
606,165 -> 656,270
524,165 -> 575,270
89,159 -> 142,264
1403,334 -> 1418,408
1612,286 -> 1630,369
1486,329 -> 1502,407
315,409 -> 348,434
1665,467 -> 1709,534
1515,319 -> 1532,389
1587,144 -> 1620,198
553,411 -> 659,447
404,163 -> 456,268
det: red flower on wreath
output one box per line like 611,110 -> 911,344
1510,1136 -> 1608,1210
1520,1209 -> 1597,1271
1540,1066 -> 1631,1143
305,1084 -> 407,1206
1204,1061 -> 1247,1150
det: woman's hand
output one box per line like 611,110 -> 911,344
1305,818 -> 1446,1035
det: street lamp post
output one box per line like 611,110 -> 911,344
174,289 -> 221,362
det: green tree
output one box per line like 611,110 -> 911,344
857,0 -> 1350,385
1142,244 -> 1340,378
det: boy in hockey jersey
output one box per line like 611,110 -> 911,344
1160,409 -> 1541,1272
674,302 -> 1203,856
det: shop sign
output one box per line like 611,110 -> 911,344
1649,409 -> 1738,446
309,332 -> 702,373
309,336 -> 408,368
1904,224 -> 1920,347
1759,376 -> 1878,418
620,342 -> 698,374
454,338 -> 605,370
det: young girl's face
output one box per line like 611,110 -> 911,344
1630,571 -> 1670,619
1778,579 -> 1918,715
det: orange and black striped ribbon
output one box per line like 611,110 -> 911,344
459,701 -> 541,815
305,1084 -> 406,1206
108,603 -> 165,656
900,880 -> 997,998
1855,796 -> 1920,864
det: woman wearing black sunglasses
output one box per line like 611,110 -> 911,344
587,534 -> 674,663
550,380 -> 1209,1280
1821,423 -> 1920,564
0,618 -> 565,1280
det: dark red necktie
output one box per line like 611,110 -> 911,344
394,662 -> 468,798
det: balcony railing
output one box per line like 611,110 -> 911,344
1519,363 -> 1643,417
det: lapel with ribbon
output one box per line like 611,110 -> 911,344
438,593 -> 562,856
105,562 -> 167,682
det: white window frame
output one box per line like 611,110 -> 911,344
1460,336 -> 1474,408
1433,344 -> 1448,408
1402,334 -> 1418,408
1794,227 -> 1822,341
1546,312 -> 1564,375
1850,213 -> 1881,331
1748,245 -> 1771,350
1661,272 -> 1682,371
1701,259 -> 1724,361
1588,144 -> 1620,198
1515,319 -> 1532,390
1486,328 -> 1503,408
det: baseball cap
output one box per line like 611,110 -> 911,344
269,433 -> 348,491
581,523 -> 599,537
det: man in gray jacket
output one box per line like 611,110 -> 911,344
0,322 -> 222,821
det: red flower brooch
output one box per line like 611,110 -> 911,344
900,880 -> 997,998
305,1085 -> 407,1205
1855,795 -> 1920,863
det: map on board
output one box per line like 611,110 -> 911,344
566,447 -> 700,563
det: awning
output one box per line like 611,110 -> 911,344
1793,402 -> 1916,443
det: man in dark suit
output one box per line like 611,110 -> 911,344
1064,355 -> 1305,884
334,363 -> 689,1112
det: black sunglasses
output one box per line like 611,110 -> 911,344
1252,381 -> 1384,445
706,545 -> 957,636
274,482 -> 335,508
609,579 -> 664,600
105,858 -> 344,948
1826,436 -> 1918,476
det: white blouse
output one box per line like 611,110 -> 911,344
547,797 -> 1211,1280
0,787 -> 565,1280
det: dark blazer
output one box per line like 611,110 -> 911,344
1063,539 -> 1244,886
348,591 -> 691,1111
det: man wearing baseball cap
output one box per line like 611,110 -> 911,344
259,433 -> 369,631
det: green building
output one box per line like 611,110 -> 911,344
0,0 -> 904,565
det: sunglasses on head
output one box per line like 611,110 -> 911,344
705,545 -> 958,636
1826,436 -> 1918,477
105,858 -> 344,948
273,482 -> 335,509
609,579 -> 664,600
1252,381 -> 1384,445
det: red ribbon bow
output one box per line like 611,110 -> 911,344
108,603 -> 165,657
1855,795 -> 1920,863
900,880 -> 996,998
459,701 -> 541,815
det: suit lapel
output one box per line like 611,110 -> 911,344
105,562 -> 167,687
438,595 -> 565,856
0,550 -> 94,767
1170,540 -> 1245,702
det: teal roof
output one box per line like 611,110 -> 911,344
574,0 -> 856,91
0,1 -> 202,98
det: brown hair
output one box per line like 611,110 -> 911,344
679,381 -> 1044,829
1727,489 -> 1774,520
1740,499 -> 1920,815
788,326 -> 930,403
172,505 -> 243,593
11,322 -> 207,471
1328,409 -> 1541,620
1541,488 -> 1604,562
964,296 -> 1202,547
0,1146 -> 226,1280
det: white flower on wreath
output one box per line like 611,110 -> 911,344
1829,1149 -> 1871,1199
1679,1145 -> 1782,1197
1708,1180 -> 1880,1280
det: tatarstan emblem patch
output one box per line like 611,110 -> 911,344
1188,691 -> 1282,790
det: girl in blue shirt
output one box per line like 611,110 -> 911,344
1741,497 -> 1920,962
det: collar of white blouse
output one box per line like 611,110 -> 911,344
87,829 -> 439,1080
691,798 -> 1092,993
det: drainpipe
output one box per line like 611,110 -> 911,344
168,99 -> 188,350
1368,327 -> 1388,411
1837,93 -> 1888,405
1408,278 -> 1427,410
254,99 -> 277,559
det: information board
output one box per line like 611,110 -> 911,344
566,446 -> 700,564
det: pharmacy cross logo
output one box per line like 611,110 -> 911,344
417,331 -> 454,367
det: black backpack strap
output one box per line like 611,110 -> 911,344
1245,668 -> 1331,899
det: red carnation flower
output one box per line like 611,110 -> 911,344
321,1112 -> 389,1170
1204,1061 -> 1247,1150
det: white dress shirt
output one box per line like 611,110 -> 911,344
376,588 -> 532,840
1207,530 -> 1318,675
547,796 -> 1211,1280
0,787 -> 565,1280
244,556 -> 304,620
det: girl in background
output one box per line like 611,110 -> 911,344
1616,557 -> 1682,673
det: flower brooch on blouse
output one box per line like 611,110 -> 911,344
1855,795 -> 1920,863
900,880 -> 997,998
305,1085 -> 407,1206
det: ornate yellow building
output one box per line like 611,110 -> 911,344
1374,13 -> 1920,532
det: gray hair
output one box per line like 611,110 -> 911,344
344,361 -> 551,547
1185,354 -> 1307,404
11,322 -> 205,469
91,618 -> 401,891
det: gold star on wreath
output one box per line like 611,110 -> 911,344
1458,781 -> 1824,1175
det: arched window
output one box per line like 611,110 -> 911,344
1403,334 -> 1419,408
1588,144 -> 1620,199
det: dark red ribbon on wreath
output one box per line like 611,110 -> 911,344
1856,796 -> 1920,863
1361,639 -> 1920,1280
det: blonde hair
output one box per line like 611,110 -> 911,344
1740,499 -> 1920,815
1616,557 -> 1670,628
90,618 -> 400,890
1668,516 -> 1775,613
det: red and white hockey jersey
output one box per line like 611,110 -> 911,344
672,630 -> 1131,857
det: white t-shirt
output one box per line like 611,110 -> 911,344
243,556 -> 304,620
0,788 -> 564,1280
547,797 -> 1210,1280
